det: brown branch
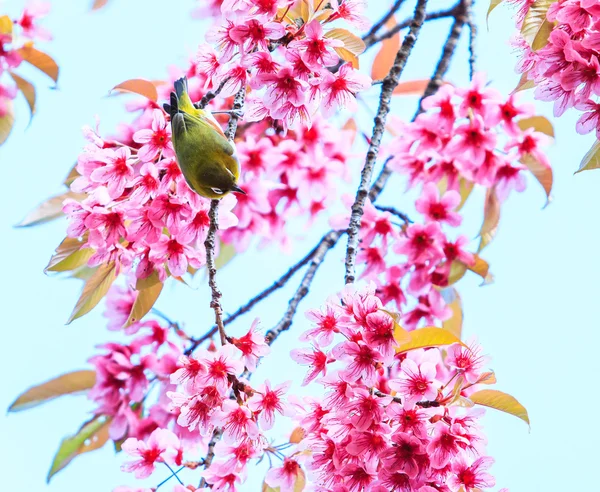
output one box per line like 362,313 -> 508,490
362,0 -> 407,46
197,78 -> 229,110
204,200 -> 227,346
344,0 -> 429,285
467,0 -> 477,80
225,86 -> 246,141
265,231 -> 342,345
198,429 -> 222,488
185,240 -> 323,354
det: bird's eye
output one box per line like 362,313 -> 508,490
211,188 -> 224,195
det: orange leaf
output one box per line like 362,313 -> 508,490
517,115 -> 555,137
0,101 -> 14,145
18,45 -> 59,83
111,78 -> 158,102
0,15 -> 13,36
392,79 -> 429,96
289,427 -> 306,444
521,153 -> 553,207
9,71 -> 36,119
92,0 -> 109,10
371,19 -> 399,80
478,188 -> 500,252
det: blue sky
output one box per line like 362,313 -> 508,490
1,0 -> 598,490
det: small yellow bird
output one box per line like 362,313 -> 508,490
163,77 -> 245,199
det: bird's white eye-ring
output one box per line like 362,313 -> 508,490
211,188 -> 224,195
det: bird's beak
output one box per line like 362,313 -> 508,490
231,185 -> 246,195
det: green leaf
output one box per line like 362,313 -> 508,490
531,17 -> 554,51
395,327 -> 464,353
47,415 -> 111,482
8,370 -> 96,412
512,71 -> 536,94
469,389 -> 530,426
575,139 -> 600,174
46,246 -> 93,273
67,262 -> 117,324
111,78 -> 158,102
16,191 -> 84,227
124,281 -> 163,328
136,269 -> 161,290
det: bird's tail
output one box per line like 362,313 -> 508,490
162,91 -> 179,118
173,76 -> 195,114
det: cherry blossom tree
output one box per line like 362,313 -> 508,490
9,0 -> 586,490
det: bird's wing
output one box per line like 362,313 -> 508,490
173,111 -> 235,157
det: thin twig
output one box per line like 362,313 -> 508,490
185,240 -> 323,353
367,5 -> 458,48
265,231 -> 342,345
467,0 -> 477,80
198,77 -> 229,110
375,205 -> 413,223
344,0 -> 429,285
362,0 -> 406,46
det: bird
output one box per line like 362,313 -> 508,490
163,76 -> 245,199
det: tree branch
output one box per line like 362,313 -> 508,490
198,429 -> 222,489
185,239 -> 323,353
265,230 -> 342,345
467,1 -> 477,80
344,0 -> 429,285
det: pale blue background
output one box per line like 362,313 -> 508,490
0,0 -> 597,490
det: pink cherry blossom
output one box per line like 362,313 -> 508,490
121,428 -> 180,478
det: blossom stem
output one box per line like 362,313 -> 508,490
344,0 -> 429,285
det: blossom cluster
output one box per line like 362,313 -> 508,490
512,0 -> 600,135
330,73 -> 552,329
288,284 -> 500,492
109,285 -> 503,491
196,0 -> 372,130
0,2 -> 51,117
